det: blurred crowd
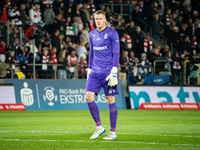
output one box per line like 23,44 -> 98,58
0,0 -> 199,85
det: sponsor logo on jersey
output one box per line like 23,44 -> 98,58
93,46 -> 107,50
93,34 -> 95,37
116,40 -> 119,42
97,38 -> 101,41
104,34 -> 108,39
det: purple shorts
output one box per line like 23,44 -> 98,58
86,72 -> 119,96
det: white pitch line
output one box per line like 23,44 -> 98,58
0,131 -> 200,138
0,139 -> 199,147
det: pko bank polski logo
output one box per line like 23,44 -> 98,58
43,86 -> 57,106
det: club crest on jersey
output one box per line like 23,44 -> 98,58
104,34 -> 108,39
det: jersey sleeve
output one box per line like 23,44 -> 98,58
88,32 -> 93,69
111,30 -> 120,67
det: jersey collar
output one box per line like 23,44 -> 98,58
98,27 -> 107,34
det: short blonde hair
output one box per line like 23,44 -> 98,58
94,10 -> 106,17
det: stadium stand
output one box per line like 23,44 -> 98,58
0,0 -> 199,85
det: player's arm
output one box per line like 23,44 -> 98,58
87,32 -> 94,79
106,30 -> 120,86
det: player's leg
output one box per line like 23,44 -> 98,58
103,95 -> 118,140
85,91 -> 105,139
85,73 -> 105,139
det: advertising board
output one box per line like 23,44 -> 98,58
128,85 -> 200,109
5,79 -> 126,110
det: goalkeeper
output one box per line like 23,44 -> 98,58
85,10 -> 119,140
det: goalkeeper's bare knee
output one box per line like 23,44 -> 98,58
85,91 -> 95,103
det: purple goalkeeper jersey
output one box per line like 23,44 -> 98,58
89,27 -> 120,74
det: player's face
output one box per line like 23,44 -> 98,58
95,14 -> 106,29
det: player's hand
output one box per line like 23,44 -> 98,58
87,68 -> 91,80
106,67 -> 118,86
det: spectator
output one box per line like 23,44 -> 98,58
43,4 -> 55,34
55,1 -> 65,17
119,50 -> 130,80
58,34 -> 65,51
180,36 -> 191,54
12,38 -> 21,52
38,38 -> 52,56
87,0 -> 96,16
152,13 -> 161,42
171,52 -> 183,84
179,23 -> 190,41
169,27 -> 180,51
179,0 -> 190,23
81,3 -> 90,27
65,7 -> 73,21
160,45 -> 170,57
129,51 -> 139,76
190,35 -> 198,55
29,3 -> 42,25
19,3 -> 29,30
67,50 -> 79,79
24,39 -> 38,58
15,48 -> 28,65
73,15 -> 83,42
143,33 -> 153,59
125,21 -> 136,40
189,60 -> 199,85
0,40 -> 6,54
88,14 -> 95,31
5,51 -> 17,78
133,26 -> 144,58
80,27 -> 89,44
139,53 -> 151,74
73,3 -> 82,19
172,0 -> 181,15
24,46 -> 33,78
65,16 -> 75,41
150,48 -> 164,74
52,29 -> 61,56
9,4 -> 22,26
14,65 -> 25,79
138,0 -> 147,21
127,67 -> 138,84
162,9 -> 172,27
186,18 -> 193,37
0,3 -> 9,23
76,41 -> 88,62
175,15 -> 183,30
131,5 -> 141,26
53,13 -> 66,34
57,49 -> 68,80
129,51 -> 139,67
121,31 -> 132,52
114,15 -> 125,30
39,48 -> 53,79
78,56 -> 88,79
0,54 -> 7,78
49,46 -> 58,79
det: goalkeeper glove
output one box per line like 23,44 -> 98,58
106,67 -> 118,86
87,68 -> 91,80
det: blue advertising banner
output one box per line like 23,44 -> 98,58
5,79 -> 126,110
128,85 -> 200,109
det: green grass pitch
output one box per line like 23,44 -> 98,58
0,110 -> 200,150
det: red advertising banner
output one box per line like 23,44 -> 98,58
139,103 -> 200,110
1,104 -> 26,111
0,104 -> 5,111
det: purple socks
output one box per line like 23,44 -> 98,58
87,101 -> 102,126
87,101 -> 118,132
109,103 -> 118,132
